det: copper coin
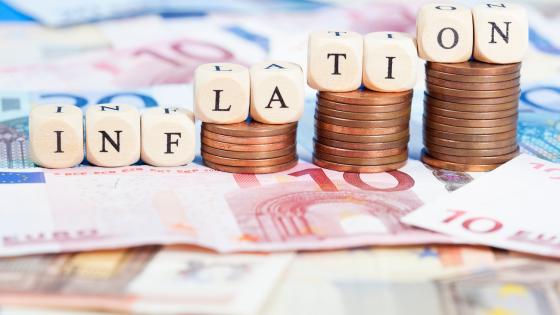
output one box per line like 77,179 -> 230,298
314,142 -> 407,158
427,91 -> 519,105
202,137 -> 293,152
424,104 -> 518,119
313,156 -> 407,173
421,150 -> 499,172
425,113 -> 518,127
424,142 -> 519,157
426,84 -> 520,99
424,94 -> 519,112
426,76 -> 520,91
316,127 -> 409,143
424,119 -> 516,135
203,159 -> 298,174
426,68 -> 520,83
315,113 -> 410,128
202,129 -> 296,145
202,121 -> 297,137
314,150 -> 408,166
426,61 -> 521,76
316,119 -> 409,135
424,128 -> 517,142
202,144 -> 296,159
317,97 -> 411,113
318,89 -> 413,105
423,135 -> 517,149
427,148 -> 520,164
315,136 -> 409,151
202,151 -> 296,167
317,105 -> 411,120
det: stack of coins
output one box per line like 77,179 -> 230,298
201,121 -> 298,174
313,89 -> 413,172
423,61 -> 521,172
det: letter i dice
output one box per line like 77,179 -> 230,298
86,104 -> 140,167
473,3 -> 528,64
417,4 -> 473,62
250,61 -> 304,124
29,104 -> 84,168
194,63 -> 250,124
363,32 -> 418,92
141,107 -> 196,167
307,31 -> 363,92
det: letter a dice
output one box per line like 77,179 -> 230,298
194,63 -> 249,124
417,4 -> 473,62
29,104 -> 84,168
307,31 -> 363,92
250,61 -> 304,124
141,107 -> 196,167
363,32 -> 418,92
86,104 -> 140,167
473,3 -> 528,64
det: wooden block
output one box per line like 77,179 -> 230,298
307,31 -> 363,92
417,4 -> 473,62
141,107 -> 196,166
194,63 -> 249,123
473,3 -> 528,64
85,104 -> 140,167
29,104 -> 84,168
363,32 -> 418,92
250,61 -> 304,124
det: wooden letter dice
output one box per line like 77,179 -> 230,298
363,32 -> 418,92
141,107 -> 196,167
86,104 -> 140,167
250,61 -> 304,124
417,4 -> 473,62
473,3 -> 528,64
29,104 -> 84,168
194,63 -> 249,124
307,31 -> 363,92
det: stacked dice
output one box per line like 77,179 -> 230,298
418,3 -> 528,171
308,31 -> 418,172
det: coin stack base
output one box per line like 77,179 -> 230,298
313,89 -> 413,173
201,121 -> 298,174
423,61 -> 521,172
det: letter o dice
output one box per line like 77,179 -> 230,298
473,3 -> 528,64
141,107 -> 196,167
250,61 -> 304,124
194,63 -> 249,124
29,104 -> 84,168
86,104 -> 140,167
417,4 -> 473,62
363,32 -> 418,92
307,31 -> 363,92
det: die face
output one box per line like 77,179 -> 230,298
473,3 -> 528,64
141,107 -> 196,167
85,104 -> 140,167
29,104 -> 84,168
363,32 -> 418,92
250,61 -> 304,124
417,4 -> 473,62
307,31 -> 363,92
194,63 -> 250,124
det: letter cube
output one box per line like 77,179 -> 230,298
250,61 -> 304,124
417,4 -> 473,62
194,63 -> 249,124
141,107 -> 196,167
85,104 -> 140,167
363,32 -> 418,92
473,3 -> 528,64
307,31 -> 363,92
29,104 -> 84,168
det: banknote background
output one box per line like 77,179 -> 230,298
0,0 -> 559,314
